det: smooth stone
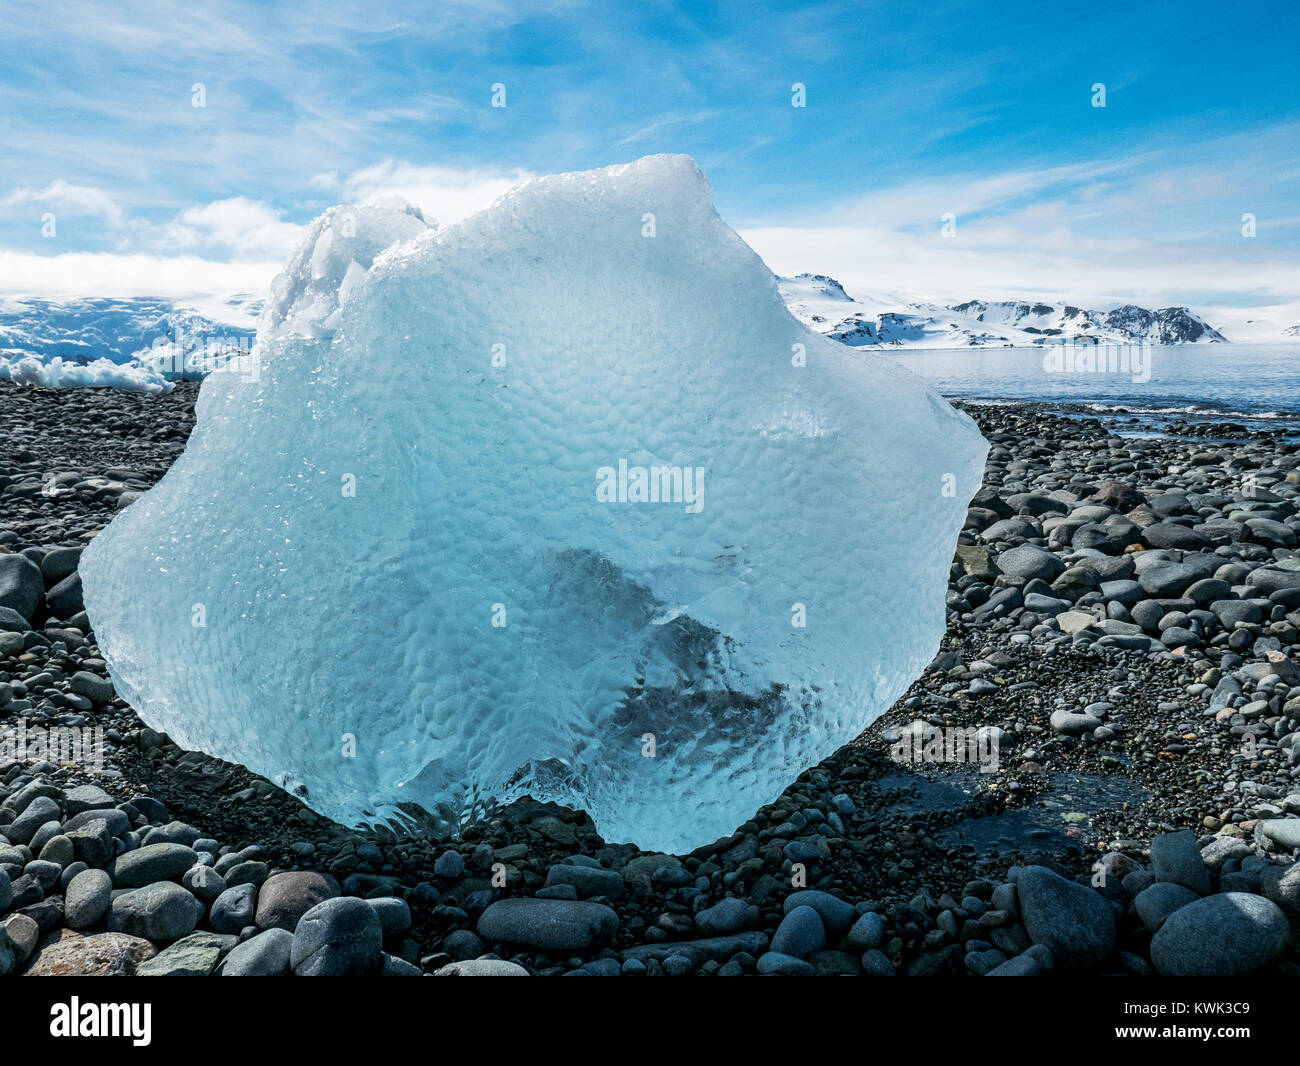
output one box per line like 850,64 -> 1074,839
290,897 -> 383,976
1139,562 -> 1202,598
756,951 -> 815,976
1056,610 -> 1097,634
769,905 -> 826,959
1200,836 -> 1255,872
1143,522 -> 1210,551
64,868 -> 113,929
182,864 -> 227,903
996,545 -> 1064,582
107,882 -> 203,942
366,896 -> 412,937
781,890 -> 855,936
1256,819 -> 1300,852
621,931 -> 769,966
68,672 -> 114,705
1133,881 -> 1199,932
543,864 -> 625,900
218,927 -> 294,976
5,797 -> 60,845
221,858 -> 267,887
36,834 -> 74,868
1150,893 -> 1288,976
254,870 -> 340,931
1211,600 -> 1263,627
442,928 -> 485,960
986,951 -> 1041,976
1099,579 -> 1143,606
209,883 -> 258,934
433,958 -> 530,976
24,859 -> 62,891
143,820 -> 203,847
380,952 -> 422,976
477,898 -> 618,952
846,911 -> 885,951
109,843 -> 199,888
433,850 -> 464,879
40,546 -> 82,584
1149,830 -> 1212,895
1184,578 -> 1231,606
0,553 -> 43,621
1016,865 -> 1115,971
860,949 -> 896,976
695,896 -> 750,936
1050,710 -> 1102,737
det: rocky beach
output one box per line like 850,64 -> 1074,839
2,379 -> 1299,977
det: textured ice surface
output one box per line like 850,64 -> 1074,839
81,156 -> 987,853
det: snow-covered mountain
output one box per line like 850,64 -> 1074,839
778,274 -> 1229,348
0,295 -> 259,390
0,277 -> 1286,393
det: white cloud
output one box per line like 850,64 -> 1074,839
0,180 -> 125,226
0,160 -> 539,303
739,131 -> 1300,311
0,249 -> 279,303
341,161 -> 534,226
156,198 -> 305,259
616,110 -> 719,147
0,163 -> 541,304
740,221 -> 1300,310
820,157 -> 1154,230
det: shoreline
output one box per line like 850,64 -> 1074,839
1,380 -> 1298,976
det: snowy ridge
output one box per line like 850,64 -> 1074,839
0,295 -> 259,391
0,269 -> 1289,393
778,274 -> 1231,348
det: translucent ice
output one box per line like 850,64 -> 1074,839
81,155 -> 987,853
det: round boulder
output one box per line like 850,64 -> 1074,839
209,883 -> 258,934
219,927 -> 294,976
255,870 -> 340,932
1016,865 -> 1116,971
64,868 -> 113,929
1150,893 -> 1288,976
107,882 -> 203,943
0,553 -> 44,621
290,897 -> 383,976
995,545 -> 1064,583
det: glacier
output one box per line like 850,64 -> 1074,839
0,295 -> 259,391
80,155 -> 988,854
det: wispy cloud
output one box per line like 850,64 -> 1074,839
616,111 -> 720,147
0,180 -> 125,227
742,121 -> 1300,309
0,0 -> 1295,314
150,199 -> 305,259
0,160 -> 536,298
340,162 -> 535,226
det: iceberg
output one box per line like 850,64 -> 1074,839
81,155 -> 987,853
0,353 -> 173,393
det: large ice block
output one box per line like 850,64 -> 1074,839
81,155 -> 988,853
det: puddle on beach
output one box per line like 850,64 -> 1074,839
869,767 -> 1148,855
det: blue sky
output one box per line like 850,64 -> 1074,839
1,0 -> 1298,322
